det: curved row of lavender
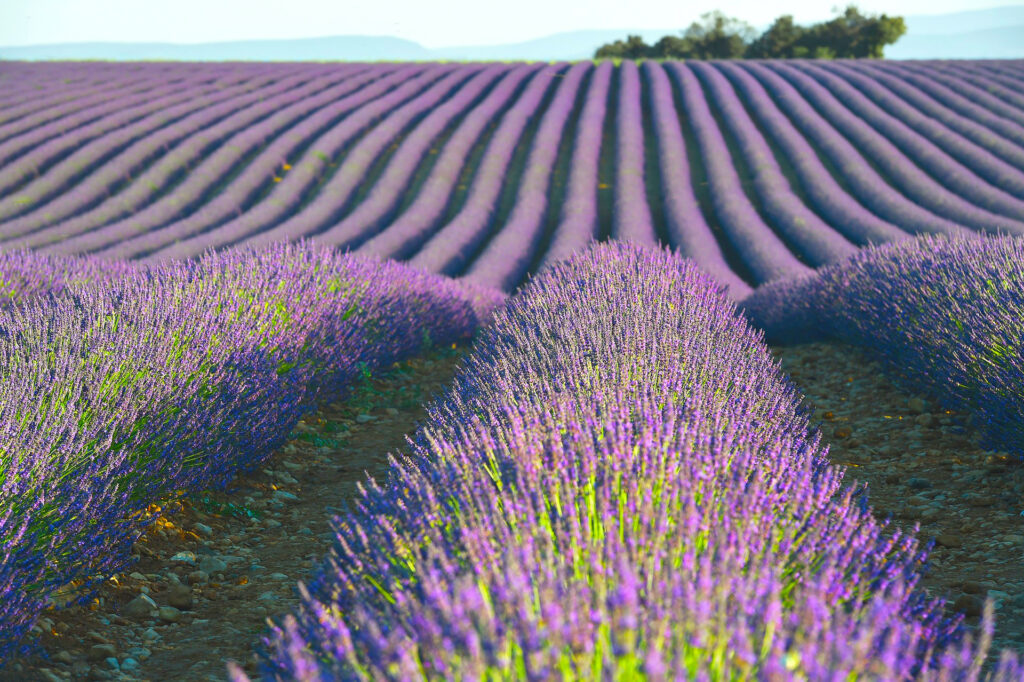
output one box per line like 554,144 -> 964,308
401,62 -> 564,275
0,65 -> 267,203
0,241 -> 505,665
141,64 -> 482,261
0,66 -> 364,242
2,61 -> 1023,294
741,232 -> 1024,460
95,64 -> 450,261
461,61 -> 591,291
322,62 -> 546,262
229,241 -> 1021,681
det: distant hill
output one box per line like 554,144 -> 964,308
0,35 -> 433,62
886,4 -> 1024,59
1,5 -> 1022,61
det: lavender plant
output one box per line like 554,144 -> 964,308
232,241 -> 1020,681
0,240 -> 502,665
741,233 -> 1024,458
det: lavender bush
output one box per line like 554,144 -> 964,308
0,240 -> 503,665
232,241 -> 1020,681
741,233 -> 1024,459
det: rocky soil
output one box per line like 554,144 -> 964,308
3,339 -> 1023,681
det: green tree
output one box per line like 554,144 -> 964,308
593,5 -> 905,60
802,5 -> 906,58
594,34 -> 653,60
676,10 -> 756,59
746,15 -> 805,58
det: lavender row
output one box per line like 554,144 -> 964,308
806,61 -> 1024,211
0,69 -> 202,169
738,62 -> 972,239
856,62 -> 1024,164
0,68 -> 355,243
133,64 -> 442,261
609,60 -> 658,246
62,65 -> 453,260
640,61 -> 751,299
742,233 -> 1024,461
0,63 -> 212,123
895,63 -> 1024,132
100,65 -> 441,262
762,62 -> 1024,236
3,65 -> 373,250
146,65 -> 482,261
0,249 -> 139,306
786,61 -> 1024,227
313,63 -> 536,254
0,71 -> 175,145
233,241 -> 1020,681
0,67 -> 265,210
537,61 -> 612,271
690,61 -> 858,266
397,63 -> 565,275
463,62 -> 592,292
934,63 -> 1024,114
715,62 -> 909,248
668,63 -> 812,284
0,240 -> 504,665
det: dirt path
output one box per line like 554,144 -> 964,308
5,339 -> 1023,681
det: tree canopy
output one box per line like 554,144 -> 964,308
594,5 -> 906,60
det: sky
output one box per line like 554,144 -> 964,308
0,0 -> 1012,48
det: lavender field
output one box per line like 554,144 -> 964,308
1,58 -> 1023,680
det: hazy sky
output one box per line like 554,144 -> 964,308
0,0 -> 1011,48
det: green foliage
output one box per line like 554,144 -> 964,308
595,4 -> 906,60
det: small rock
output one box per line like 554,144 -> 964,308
125,647 -> 151,661
355,414 -> 376,423
258,591 -> 278,601
187,570 -> 209,585
1002,534 -> 1024,546
199,556 -> 228,575
282,460 -> 302,471
272,490 -> 299,503
87,644 -> 117,662
122,594 -> 158,620
193,523 -> 213,538
103,657 -> 120,671
170,551 -> 197,565
141,628 -> 160,641
38,670 -> 62,682
962,580 -> 987,594
936,534 -> 963,549
54,650 -> 74,664
953,594 -> 983,617
165,582 -> 193,609
385,408 -> 399,416
915,413 -> 935,428
906,477 -> 932,491
157,606 -> 182,623
120,658 -> 140,672
908,397 -> 927,414
968,495 -> 995,507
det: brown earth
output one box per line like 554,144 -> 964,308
3,339 -> 1023,681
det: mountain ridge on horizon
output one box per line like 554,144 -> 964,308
2,4 -> 1023,61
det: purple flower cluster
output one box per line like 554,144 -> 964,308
231,241 -> 1020,681
741,233 -> 1024,458
0,241 -> 503,665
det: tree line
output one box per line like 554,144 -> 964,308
595,5 -> 906,60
